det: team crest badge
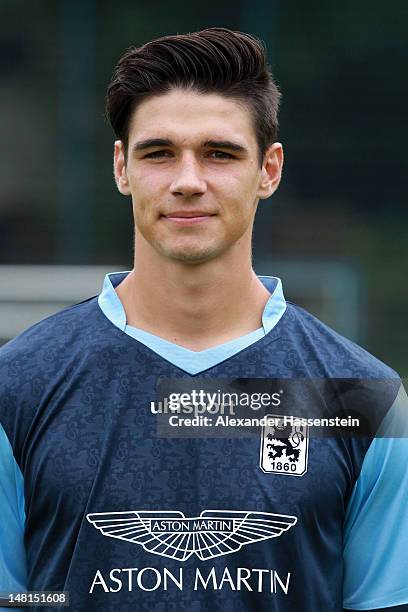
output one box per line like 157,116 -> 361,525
259,414 -> 309,476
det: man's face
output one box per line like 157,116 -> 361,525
114,88 -> 283,264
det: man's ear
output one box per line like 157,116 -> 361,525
257,142 -> 284,200
113,140 -> 131,196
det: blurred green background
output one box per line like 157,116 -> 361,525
0,0 -> 407,373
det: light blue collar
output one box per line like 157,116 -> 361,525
98,271 -> 286,374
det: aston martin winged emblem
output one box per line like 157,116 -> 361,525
86,509 -> 297,561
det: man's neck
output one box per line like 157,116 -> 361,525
115,249 -> 271,352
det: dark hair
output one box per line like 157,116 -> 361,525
106,27 -> 281,166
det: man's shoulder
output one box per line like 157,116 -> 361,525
0,295 -> 109,456
0,295 -> 101,364
284,301 -> 398,379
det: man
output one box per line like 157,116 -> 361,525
0,27 -> 407,611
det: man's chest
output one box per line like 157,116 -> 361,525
23,377 -> 352,530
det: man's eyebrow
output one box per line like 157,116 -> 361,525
132,138 -> 173,151
132,138 -> 248,153
202,140 -> 248,153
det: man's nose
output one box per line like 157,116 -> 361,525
170,154 -> 207,197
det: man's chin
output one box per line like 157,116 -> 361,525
158,244 -> 222,264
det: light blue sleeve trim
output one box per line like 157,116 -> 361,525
97,271 -> 287,374
0,424 -> 26,594
343,384 -> 408,610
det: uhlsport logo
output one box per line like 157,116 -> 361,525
259,414 -> 309,476
87,510 -> 297,561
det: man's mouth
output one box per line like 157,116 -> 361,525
161,211 -> 216,225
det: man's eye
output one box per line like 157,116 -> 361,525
209,151 -> 234,159
144,150 -> 171,159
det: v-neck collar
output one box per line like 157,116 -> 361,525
97,271 -> 286,375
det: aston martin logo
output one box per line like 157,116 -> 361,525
87,510 -> 297,561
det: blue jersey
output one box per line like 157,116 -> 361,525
0,272 -> 407,611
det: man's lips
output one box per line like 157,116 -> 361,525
161,211 -> 216,225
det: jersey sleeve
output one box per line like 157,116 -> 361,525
343,383 -> 408,610
0,423 -> 27,598
344,606 -> 408,611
